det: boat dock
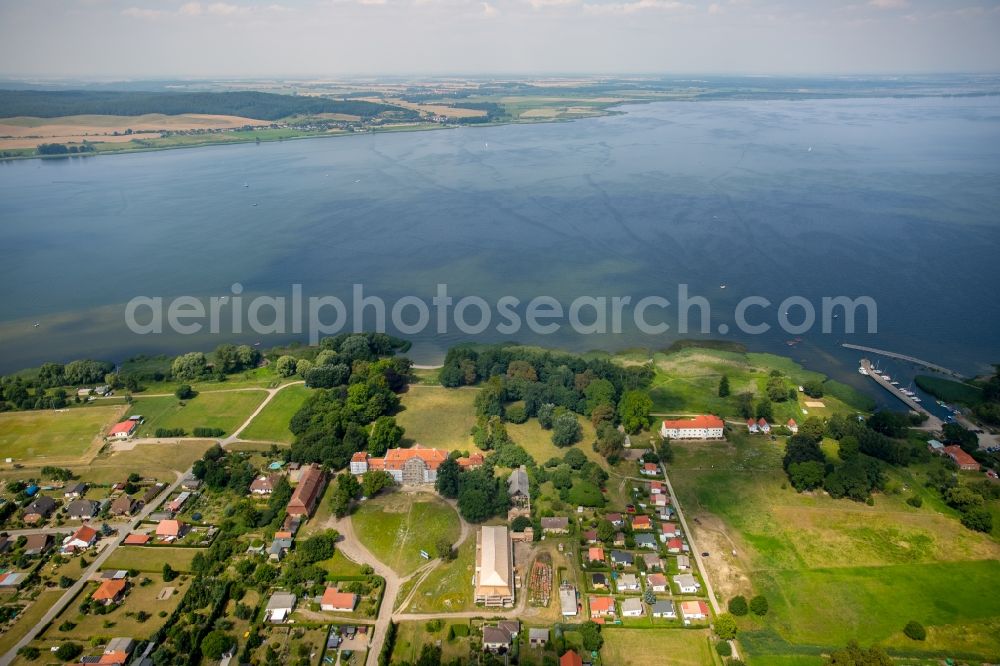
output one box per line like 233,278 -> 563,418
843,344 -> 964,379
859,358 -> 942,430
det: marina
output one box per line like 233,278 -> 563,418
858,358 -> 943,430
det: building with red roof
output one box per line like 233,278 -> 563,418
108,420 -> 138,440
287,464 -> 326,516
660,415 -> 724,440
123,533 -> 150,545
944,445 -> 979,471
349,445 -> 451,484
320,588 -> 358,612
560,650 -> 583,666
589,596 -> 615,617
92,579 -> 128,605
63,524 -> 99,551
631,515 -> 652,530
156,520 -> 185,539
786,418 -> 799,433
587,547 -> 605,562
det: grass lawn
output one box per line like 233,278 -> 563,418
601,628 -> 716,666
0,588 -> 65,656
64,440 -> 216,485
132,390 -> 267,436
44,574 -> 189,641
0,405 -> 124,464
318,548 -> 367,578
102,546 -> 204,572
395,386 -> 478,450
391,621 -> 468,664
239,383 -> 312,442
669,435 -> 1000,661
506,415 -> 602,467
352,491 -> 461,576
399,537 -> 476,613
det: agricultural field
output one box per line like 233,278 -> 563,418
601,628 -> 718,666
0,404 -> 124,464
669,434 -> 1000,662
352,491 -> 461,576
239,383 -> 311,442
132,389 -> 268,437
395,386 -> 478,450
102,546 -> 205,572
398,537 -> 476,614
391,620 -> 470,665
53,439 -> 216,486
42,574 -> 189,642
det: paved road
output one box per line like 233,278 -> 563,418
0,380 -> 304,665
1,522 -> 132,538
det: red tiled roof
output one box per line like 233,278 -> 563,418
588,547 -> 605,561
156,520 -> 183,537
92,579 -> 127,601
99,652 -> 128,665
321,588 -> 357,610
590,596 -> 615,613
647,573 -> 668,587
757,418 -> 768,426
375,446 -> 450,471
632,515 -> 651,529
787,419 -> 797,427
560,650 -> 583,666
944,445 -> 978,468
662,415 -> 724,430
351,452 -> 368,463
72,525 -> 98,543
123,533 -> 150,545
667,538 -> 683,549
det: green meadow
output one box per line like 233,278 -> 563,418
132,390 -> 267,436
240,383 -> 312,442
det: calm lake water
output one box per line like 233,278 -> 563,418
1,95 -> 999,400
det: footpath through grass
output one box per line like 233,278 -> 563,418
240,383 -> 311,442
133,390 -> 267,436
352,491 -> 461,576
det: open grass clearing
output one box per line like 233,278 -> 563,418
352,491 -> 461,577
506,415 -> 602,468
0,588 -> 65,656
600,628 -> 717,666
0,405 -> 124,464
239,383 -> 311,442
102,546 -> 205,572
132,390 -> 267,436
399,537 -> 476,613
391,620 -> 469,664
395,386 -> 478,450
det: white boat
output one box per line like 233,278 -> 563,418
881,375 -> 891,381
858,367 -> 869,376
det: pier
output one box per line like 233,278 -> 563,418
859,358 -> 943,431
842,344 -> 964,379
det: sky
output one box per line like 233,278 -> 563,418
1,0 -> 999,77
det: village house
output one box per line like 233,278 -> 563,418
156,519 -> 185,540
23,496 -> 57,524
110,494 -> 138,517
0,572 -> 25,589
587,546 -> 605,563
591,573 -> 608,589
652,493 -> 668,508
786,418 -> 799,434
320,588 -> 357,612
641,462 -> 659,476
250,474 -> 281,495
606,512 -> 624,527
269,536 -> 293,561
589,596 -> 615,618
667,538 -> 684,553
167,491 -> 191,513
757,418 -> 771,434
746,418 -> 759,433
63,524 -> 99,552
66,498 -> 99,520
507,465 -> 530,509
457,452 -> 485,470
631,514 -> 652,531
560,585 -> 578,616
610,550 -> 633,567
142,483 -> 166,505
646,573 -> 668,592
63,482 -> 87,499
660,414 -> 725,440
561,651 -> 584,666
123,533 -> 150,545
676,554 -> 691,570
635,533 -> 657,550
528,627 -> 549,648
265,592 -> 297,623
107,420 -> 138,440
482,626 -> 513,652
674,573 -> 701,594
649,480 -> 664,494
642,553 -> 663,571
286,464 -> 326,517
621,597 -> 644,617
613,532 -> 626,547
944,445 -> 979,471
23,533 -> 52,556
101,637 -> 136,666
92,578 -> 128,606
652,599 -> 676,618
181,475 -> 202,491
583,529 -> 598,544
680,599 -> 709,621
660,522 -> 680,540
617,573 -> 639,591
541,516 -> 570,534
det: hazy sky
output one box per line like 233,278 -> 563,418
2,0 -> 999,77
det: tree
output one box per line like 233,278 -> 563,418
749,595 -> 768,616
474,376 -> 505,418
643,586 -> 656,604
903,620 -> 926,641
579,621 -> 604,652
361,470 -> 394,498
171,352 -> 207,381
787,461 -> 825,491
552,413 -> 582,447
276,355 -> 297,377
618,390 -> 652,434
827,641 -> 892,666
755,398 -> 773,420
564,448 -> 587,469
511,515 -> 532,532
728,595 -> 748,616
590,403 -> 615,430
175,384 -> 195,400
435,457 -> 462,499
713,613 -> 738,640
656,438 -> 675,464
55,643 -> 83,661
960,506 -> 993,533
330,472 -> 362,518
368,416 -> 403,457
16,646 -> 40,661
506,404 -> 528,424
162,563 -> 177,582
435,537 -> 454,560
594,424 -> 625,460
718,375 -> 731,397
537,403 -> 556,429
201,631 -> 236,659
596,518 -> 615,543
584,378 -> 616,415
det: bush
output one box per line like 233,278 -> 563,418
716,640 -> 733,657
17,646 -> 40,661
506,404 -> 528,424
192,427 -> 225,438
906,495 -> 923,508
728,595 -> 748,616
749,595 -> 768,616
155,427 -> 186,437
175,384 -> 196,400
713,613 -> 738,640
55,643 -> 83,661
903,620 -> 926,641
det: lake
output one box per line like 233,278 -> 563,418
1,94 -> 999,401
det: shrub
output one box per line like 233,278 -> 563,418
450,623 -> 470,637
506,404 -> 528,424
716,640 -> 733,657
55,643 -> 82,661
175,384 -> 195,400
17,646 -> 40,660
903,620 -> 926,641
713,613 -> 738,640
906,495 -> 923,508
749,595 -> 768,616
728,595 -> 748,616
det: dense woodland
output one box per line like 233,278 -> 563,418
0,90 -> 407,120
